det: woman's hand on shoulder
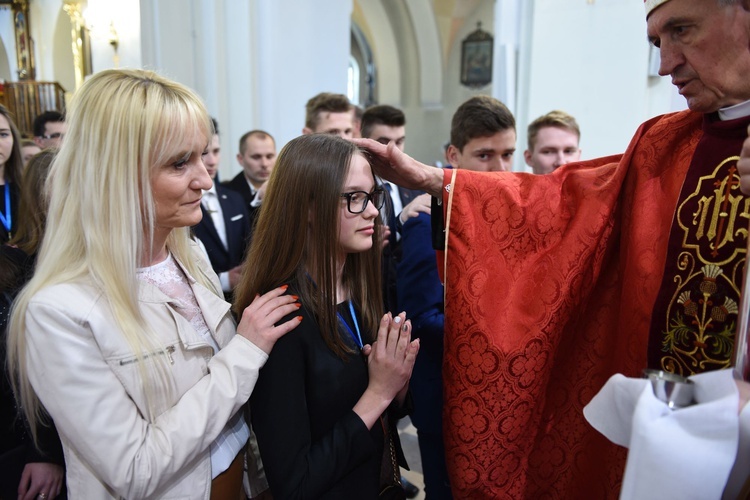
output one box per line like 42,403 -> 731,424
236,285 -> 302,354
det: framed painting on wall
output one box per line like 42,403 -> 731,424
460,22 -> 493,88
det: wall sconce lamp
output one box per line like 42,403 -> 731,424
108,21 -> 118,52
108,21 -> 119,67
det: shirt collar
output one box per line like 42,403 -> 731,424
244,176 -> 257,196
718,99 -> 750,121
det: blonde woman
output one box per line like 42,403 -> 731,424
7,69 -> 300,499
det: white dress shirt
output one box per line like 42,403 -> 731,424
202,186 -> 227,249
201,186 -> 233,292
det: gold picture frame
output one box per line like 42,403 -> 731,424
13,0 -> 35,80
460,22 -> 493,88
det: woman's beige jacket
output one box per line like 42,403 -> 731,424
24,251 -> 267,499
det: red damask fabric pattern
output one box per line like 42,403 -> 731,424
441,110 -> 704,498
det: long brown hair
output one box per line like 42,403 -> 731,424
234,134 -> 383,358
9,149 -> 56,255
0,105 -> 24,184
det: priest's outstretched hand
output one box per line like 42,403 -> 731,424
354,138 -> 443,197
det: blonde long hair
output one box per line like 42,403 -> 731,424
7,69 -> 217,435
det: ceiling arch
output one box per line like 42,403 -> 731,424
405,0 -> 443,107
353,1 -> 402,105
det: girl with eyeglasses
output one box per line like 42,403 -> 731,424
235,134 -> 419,498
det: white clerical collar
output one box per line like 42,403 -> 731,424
718,99 -> 750,121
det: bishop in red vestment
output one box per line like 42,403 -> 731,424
438,109 -> 750,498
357,0 -> 750,497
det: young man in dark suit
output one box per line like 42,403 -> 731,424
224,130 -> 276,230
192,120 -> 251,301
361,105 -> 422,312
361,104 -> 424,499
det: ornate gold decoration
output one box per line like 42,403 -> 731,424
63,0 -> 85,90
12,0 -> 35,80
659,157 -> 749,375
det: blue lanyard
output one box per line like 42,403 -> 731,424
0,183 -> 10,233
337,300 -> 363,348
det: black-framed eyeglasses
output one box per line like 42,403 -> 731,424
41,132 -> 64,140
340,188 -> 386,214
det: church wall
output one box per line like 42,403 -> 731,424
28,0 -> 62,84
251,0 -> 353,152
0,1 -> 72,90
356,0 -> 498,166
355,0 -> 402,106
0,0 -> 141,102
51,7 -> 75,93
0,8 -> 15,82
2,0 -> 683,178
515,0 -> 681,169
85,0 -> 142,73
139,0 -> 353,181
349,0 -> 679,170
404,0 -> 495,166
0,35 -> 10,82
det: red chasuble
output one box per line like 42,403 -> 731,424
440,109 -> 750,498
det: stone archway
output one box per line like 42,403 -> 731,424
0,35 -> 13,82
353,0 -> 401,105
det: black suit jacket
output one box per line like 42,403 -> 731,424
192,185 -> 251,275
250,296 -> 407,498
382,183 -> 423,313
223,172 -> 262,230
1,246 -> 66,499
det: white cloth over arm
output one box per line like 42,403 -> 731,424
584,370 -> 747,500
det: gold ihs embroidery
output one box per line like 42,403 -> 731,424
679,157 -> 748,265
659,156 -> 749,375
693,165 -> 747,256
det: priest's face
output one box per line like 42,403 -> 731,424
647,0 -> 750,113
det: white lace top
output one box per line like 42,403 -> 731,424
137,253 -> 219,353
136,253 -> 249,479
